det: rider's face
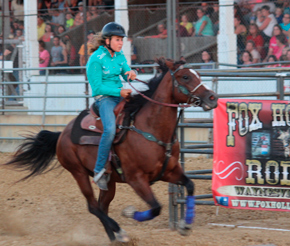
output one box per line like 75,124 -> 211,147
107,36 -> 124,52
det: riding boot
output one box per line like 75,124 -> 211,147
93,168 -> 108,191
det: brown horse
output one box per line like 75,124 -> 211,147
5,58 -> 218,243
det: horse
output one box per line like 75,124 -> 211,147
5,58 -> 218,243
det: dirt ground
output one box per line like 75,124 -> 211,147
1,152 -> 290,246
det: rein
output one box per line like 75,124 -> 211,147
131,65 -> 204,108
128,79 -> 190,108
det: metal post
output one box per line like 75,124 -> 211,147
166,0 -> 173,59
17,45 -> 23,96
277,75 -> 284,100
41,69 -> 49,130
172,0 -> 177,60
179,110 -> 185,219
83,0 -> 89,109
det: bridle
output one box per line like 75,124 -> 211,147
130,64 -> 205,108
169,64 -> 204,107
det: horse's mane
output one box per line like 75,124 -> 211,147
124,58 -> 185,116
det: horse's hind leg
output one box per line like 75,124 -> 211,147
71,171 -> 129,242
122,176 -> 162,222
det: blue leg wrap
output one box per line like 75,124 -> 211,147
133,209 -> 155,222
185,196 -> 195,224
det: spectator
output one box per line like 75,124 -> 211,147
234,3 -> 246,25
12,21 -> 19,31
210,3 -> 219,35
89,0 -> 103,6
200,50 -> 214,69
252,0 -> 276,14
86,12 -> 93,22
65,0 -> 79,16
8,26 -> 15,39
246,23 -> 265,58
259,5 -> 277,43
275,7 -> 284,24
255,9 -> 265,28
240,50 -> 253,66
89,6 -> 99,19
265,55 -> 279,67
280,13 -> 290,37
245,40 -> 261,63
144,24 -> 167,39
274,34 -> 287,60
193,8 -> 214,36
77,2 -> 84,16
50,9 -> 65,30
234,17 -> 247,53
282,49 -> 290,67
62,35 -> 77,67
50,36 -> 68,73
180,14 -> 193,36
54,25 -> 65,36
57,0 -> 65,11
0,40 -> 20,98
15,29 -> 24,41
65,13 -> 74,30
78,30 -> 95,67
39,23 -> 54,43
37,17 -> 46,40
39,40 -> 50,75
11,0 -> 24,22
264,24 -> 286,61
70,12 -> 84,29
176,20 -> 189,37
128,37 -> 137,65
18,20 -> 24,34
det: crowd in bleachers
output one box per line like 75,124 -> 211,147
2,0 -> 290,73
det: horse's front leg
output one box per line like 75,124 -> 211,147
122,174 -> 162,222
163,163 -> 195,236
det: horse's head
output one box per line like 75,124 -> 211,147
164,59 -> 218,111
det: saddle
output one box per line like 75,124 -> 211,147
75,100 -> 126,144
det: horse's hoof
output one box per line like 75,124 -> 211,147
178,219 -> 192,236
115,229 -> 130,243
122,205 -> 136,219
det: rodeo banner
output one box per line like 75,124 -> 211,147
212,98 -> 290,211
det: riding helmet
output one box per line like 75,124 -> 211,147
101,22 -> 127,39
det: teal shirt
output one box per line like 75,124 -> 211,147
194,15 -> 214,36
86,45 -> 131,97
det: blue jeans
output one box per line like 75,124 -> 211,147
94,96 -> 121,173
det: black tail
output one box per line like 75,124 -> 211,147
5,130 -> 61,181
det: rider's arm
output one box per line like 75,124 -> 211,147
120,53 -> 132,81
87,60 -> 121,97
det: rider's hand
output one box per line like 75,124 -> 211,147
125,70 -> 137,81
120,89 -> 132,99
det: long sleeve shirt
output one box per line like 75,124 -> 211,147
86,45 -> 131,97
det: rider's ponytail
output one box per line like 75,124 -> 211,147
89,32 -> 106,54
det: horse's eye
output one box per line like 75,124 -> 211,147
183,75 -> 188,79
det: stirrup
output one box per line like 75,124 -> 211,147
93,169 -> 108,190
93,168 -> 106,183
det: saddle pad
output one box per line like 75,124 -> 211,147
71,109 -> 101,145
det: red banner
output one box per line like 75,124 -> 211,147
212,99 -> 290,211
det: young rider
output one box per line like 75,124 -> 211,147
86,22 -> 136,190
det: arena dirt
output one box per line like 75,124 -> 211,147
0,152 -> 290,246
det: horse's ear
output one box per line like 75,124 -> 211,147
180,56 -> 186,62
165,59 -> 175,70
